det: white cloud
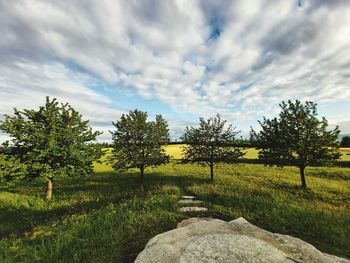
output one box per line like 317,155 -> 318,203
1,0 -> 350,139
0,60 -> 124,142
329,118 -> 350,135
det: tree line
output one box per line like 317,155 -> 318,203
0,97 -> 342,198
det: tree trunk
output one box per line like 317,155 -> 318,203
140,166 -> 144,182
299,166 -> 307,188
210,164 -> 214,182
46,177 -> 53,200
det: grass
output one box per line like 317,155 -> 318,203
0,146 -> 349,262
0,172 -> 184,262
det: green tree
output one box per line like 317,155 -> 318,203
110,110 -> 170,181
0,97 -> 102,199
0,151 -> 27,184
251,100 -> 340,188
340,136 -> 350,147
181,114 -> 244,181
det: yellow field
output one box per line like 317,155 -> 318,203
164,144 -> 350,161
162,145 -> 260,160
242,148 -> 259,159
164,144 -> 185,159
164,144 -> 260,159
340,148 -> 350,161
94,145 -> 350,173
93,148 -> 113,173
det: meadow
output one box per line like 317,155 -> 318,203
0,145 -> 349,262
165,144 -> 350,161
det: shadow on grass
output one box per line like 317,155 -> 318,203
261,180 -> 349,206
0,171 -> 210,239
0,199 -> 107,238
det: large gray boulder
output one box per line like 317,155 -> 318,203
135,217 -> 349,263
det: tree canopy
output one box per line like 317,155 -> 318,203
181,114 -> 244,181
0,150 -> 27,184
250,100 -> 340,188
340,136 -> 350,147
110,109 -> 170,181
0,97 -> 102,199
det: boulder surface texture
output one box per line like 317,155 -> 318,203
135,217 -> 349,263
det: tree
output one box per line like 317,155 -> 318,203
110,110 -> 170,181
181,114 -> 244,181
250,100 -> 340,188
340,136 -> 350,147
0,97 -> 102,199
0,152 -> 27,184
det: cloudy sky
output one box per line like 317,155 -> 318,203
1,0 -> 350,142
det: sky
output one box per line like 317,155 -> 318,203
0,0 -> 350,142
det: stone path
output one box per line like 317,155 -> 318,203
177,194 -> 208,212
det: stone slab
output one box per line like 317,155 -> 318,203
178,207 -> 208,212
178,199 -> 203,205
135,217 -> 350,263
181,195 -> 196,199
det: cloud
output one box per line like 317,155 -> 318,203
329,118 -> 350,135
0,60 -> 124,142
1,0 -> 350,139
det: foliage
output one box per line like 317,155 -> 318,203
181,114 -> 244,181
0,153 -> 27,184
94,142 -> 112,148
110,109 -> 170,181
340,136 -> 350,147
0,97 -> 102,198
234,137 -> 253,147
251,100 -> 340,188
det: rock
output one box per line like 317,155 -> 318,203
176,217 -> 213,228
178,199 -> 204,205
135,217 -> 349,263
181,195 -> 196,199
178,207 -> 208,212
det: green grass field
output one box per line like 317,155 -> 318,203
0,145 -> 349,262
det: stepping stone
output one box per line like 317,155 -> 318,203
179,207 -> 208,212
178,199 -> 203,205
181,195 -> 196,199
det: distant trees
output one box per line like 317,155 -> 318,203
110,110 -> 170,181
181,114 -> 244,181
340,136 -> 350,147
251,100 -> 340,188
94,142 -> 112,148
0,97 -> 102,199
